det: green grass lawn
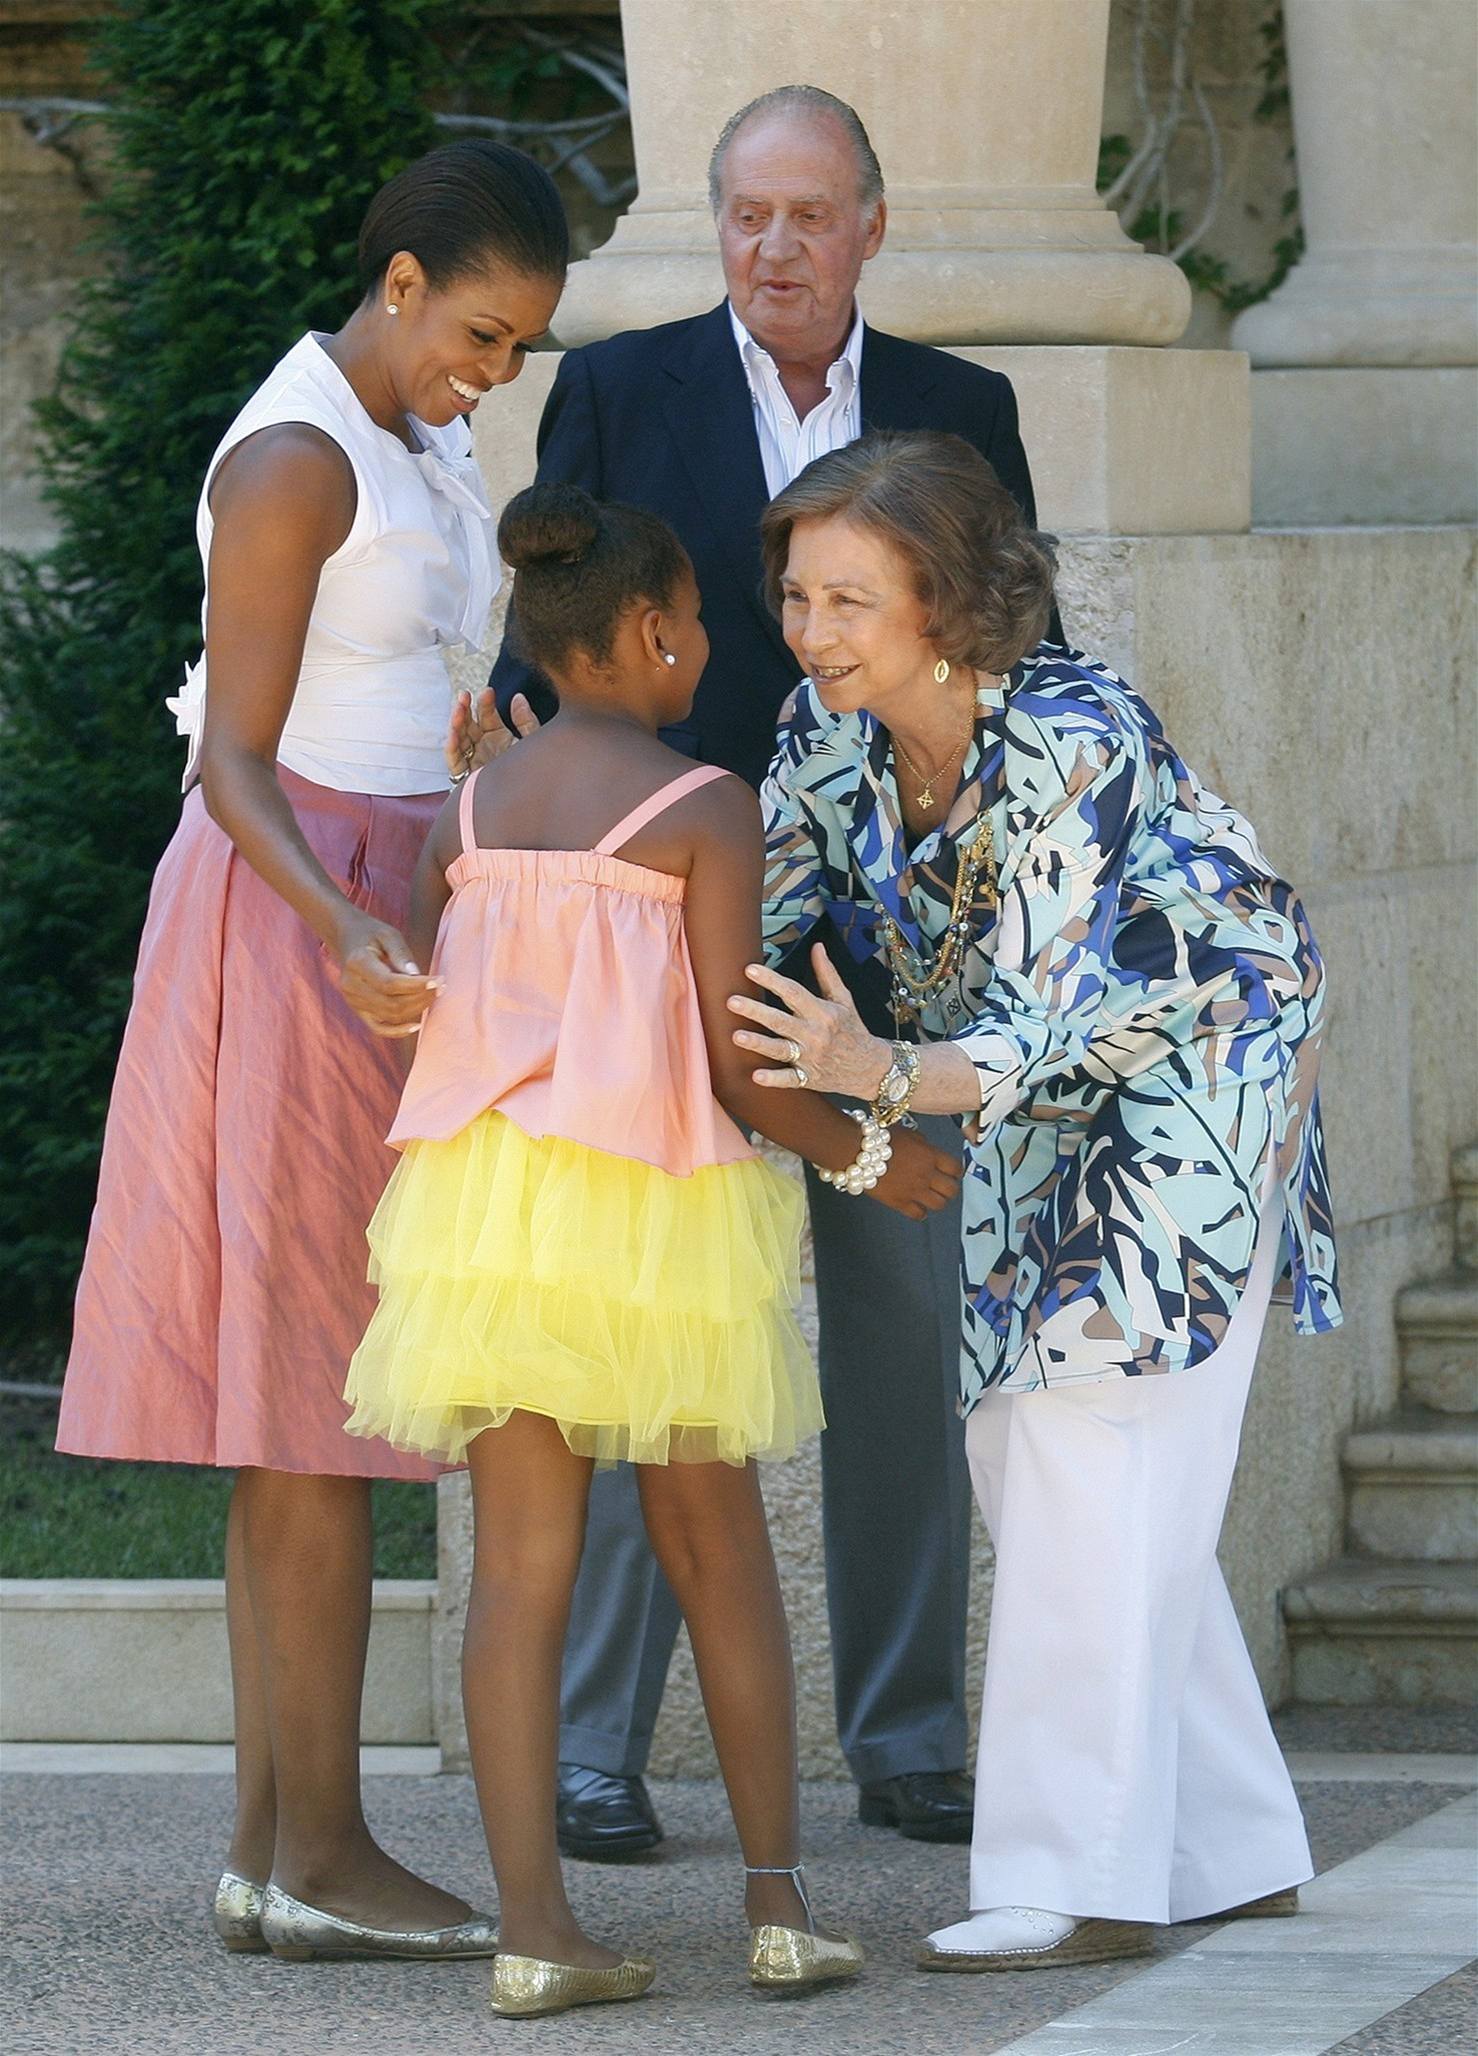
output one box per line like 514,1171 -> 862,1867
1,1396 -> 438,1579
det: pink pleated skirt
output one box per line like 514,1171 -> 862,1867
56,767 -> 444,1479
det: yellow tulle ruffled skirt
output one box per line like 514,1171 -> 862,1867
343,1109 -> 821,1467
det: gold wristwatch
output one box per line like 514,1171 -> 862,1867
871,1041 -> 921,1129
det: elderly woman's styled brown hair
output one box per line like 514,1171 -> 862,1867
759,430 -> 1058,674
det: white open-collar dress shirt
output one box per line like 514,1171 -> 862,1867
729,301 -> 864,497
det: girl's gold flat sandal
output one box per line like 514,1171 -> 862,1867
489,1952 -> 656,2018
749,1922 -> 865,1991
745,1862 -> 864,1992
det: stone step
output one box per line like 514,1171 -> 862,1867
0,1580 -> 435,1743
1284,1558 -> 1478,1707
1397,1272 -> 1478,1412
1454,1140 -> 1478,1273
1343,1408 -> 1478,1560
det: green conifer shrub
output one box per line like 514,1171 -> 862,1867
0,0 -> 439,1363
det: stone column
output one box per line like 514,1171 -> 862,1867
556,0 -> 1188,348
546,0 -> 1249,536
1231,0 -> 1478,524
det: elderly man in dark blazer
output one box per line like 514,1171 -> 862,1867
485,84 -> 1058,1860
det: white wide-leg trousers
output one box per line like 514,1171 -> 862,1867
964,1182 -> 1313,1924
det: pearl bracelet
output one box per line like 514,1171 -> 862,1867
816,1109 -> 893,1196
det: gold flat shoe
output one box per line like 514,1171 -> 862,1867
259,1882 -> 498,1961
749,1923 -> 864,1992
489,1952 -> 656,2018
213,1870 -> 269,1954
918,1916 -> 1154,1972
746,1862 -> 863,1993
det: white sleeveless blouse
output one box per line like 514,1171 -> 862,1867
168,333 -> 499,795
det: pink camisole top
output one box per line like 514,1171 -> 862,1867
388,763 -> 754,1177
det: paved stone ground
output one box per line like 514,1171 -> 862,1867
2,1754 -> 1474,2056
1272,1704 -> 1478,1755
1331,1962 -> 1477,2054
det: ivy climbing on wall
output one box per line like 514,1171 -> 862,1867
1099,0 -> 1303,315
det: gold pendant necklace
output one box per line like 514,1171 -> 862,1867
892,726 -> 970,813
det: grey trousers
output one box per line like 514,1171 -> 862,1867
558,1113 -> 974,1785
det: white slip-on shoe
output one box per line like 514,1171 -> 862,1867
918,1905 -> 1154,1972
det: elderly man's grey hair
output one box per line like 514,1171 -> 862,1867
707,85 -> 885,215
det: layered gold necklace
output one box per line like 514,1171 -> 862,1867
879,670 -> 1007,1023
882,816 -> 998,1028
882,673 -> 1003,1025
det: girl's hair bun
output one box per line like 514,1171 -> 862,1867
500,487 -> 690,677
497,483 -> 600,571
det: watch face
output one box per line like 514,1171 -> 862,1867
881,1057 -> 915,1107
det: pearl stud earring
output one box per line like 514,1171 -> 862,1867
663,653 -> 677,666
385,303 -> 398,316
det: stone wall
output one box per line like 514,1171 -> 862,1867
1062,525 -> 1477,1710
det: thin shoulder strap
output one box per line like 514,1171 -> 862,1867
457,767 -> 483,854
592,764 -> 733,857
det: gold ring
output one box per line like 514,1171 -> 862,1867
784,1038 -> 801,1065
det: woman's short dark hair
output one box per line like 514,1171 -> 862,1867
357,140 -> 568,297
759,431 -> 1058,673
498,484 -> 690,676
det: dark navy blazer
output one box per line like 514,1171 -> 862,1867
488,300 -> 1055,1027
490,300 -> 1053,791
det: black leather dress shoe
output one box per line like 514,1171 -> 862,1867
857,1770 -> 974,1844
555,1762 -> 664,1861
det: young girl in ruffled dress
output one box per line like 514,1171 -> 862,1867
342,482 -> 960,2018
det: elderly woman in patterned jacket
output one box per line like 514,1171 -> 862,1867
727,430 -> 1342,1974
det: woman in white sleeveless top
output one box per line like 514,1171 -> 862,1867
57,143 -> 565,1959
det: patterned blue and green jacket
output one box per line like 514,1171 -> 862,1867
761,646 -> 1343,1406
